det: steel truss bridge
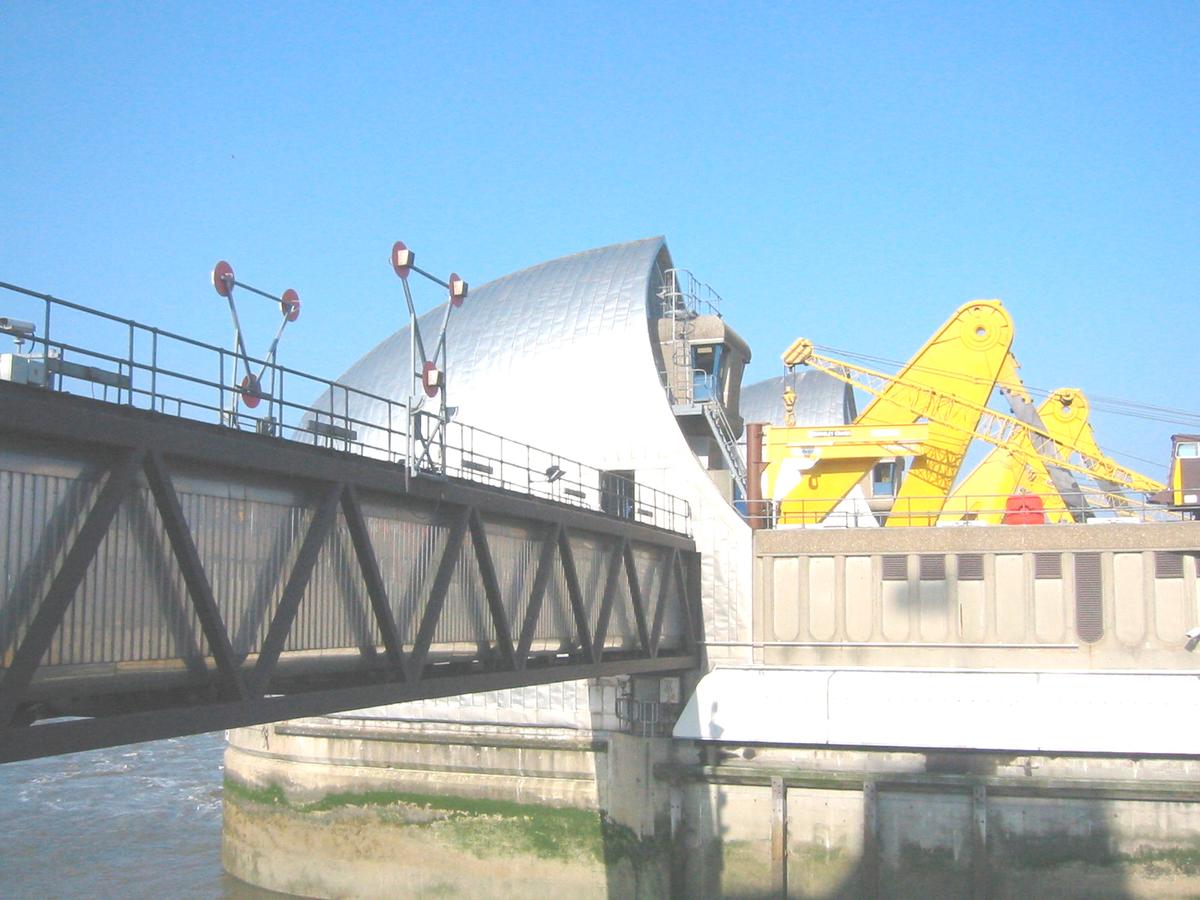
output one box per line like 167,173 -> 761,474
0,284 -> 701,762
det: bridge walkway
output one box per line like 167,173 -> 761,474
0,346 -> 700,762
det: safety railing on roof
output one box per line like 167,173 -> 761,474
658,268 -> 723,319
0,281 -> 692,535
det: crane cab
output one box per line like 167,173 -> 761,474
1150,434 -> 1200,518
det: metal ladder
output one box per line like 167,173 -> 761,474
703,399 -> 748,497
659,269 -> 696,406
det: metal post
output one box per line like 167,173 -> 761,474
41,295 -> 51,372
771,775 -> 787,896
746,422 -> 766,529
218,348 -> 226,424
150,329 -> 158,411
126,321 -> 134,405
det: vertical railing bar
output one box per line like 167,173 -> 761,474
217,347 -> 226,426
126,321 -> 134,405
150,328 -> 158,411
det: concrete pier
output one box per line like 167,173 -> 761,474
222,678 -> 684,898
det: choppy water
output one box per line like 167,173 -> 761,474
0,732 -> 290,899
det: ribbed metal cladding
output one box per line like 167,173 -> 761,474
957,554 -> 984,581
0,467 -> 92,666
1074,552 -> 1104,643
0,460 -> 675,672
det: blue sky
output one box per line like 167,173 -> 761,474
1,1 -> 1196,477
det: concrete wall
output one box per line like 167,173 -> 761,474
646,520 -> 1200,898
222,676 -> 688,899
661,746 -> 1200,899
751,522 -> 1200,669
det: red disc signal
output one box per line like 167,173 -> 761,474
448,273 -> 467,307
392,241 -> 413,279
212,261 -> 235,297
421,360 -> 441,397
240,373 -> 262,408
280,288 -> 301,321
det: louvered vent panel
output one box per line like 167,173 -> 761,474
919,555 -> 946,581
881,555 -> 908,581
1154,552 -> 1184,579
1074,553 -> 1103,643
957,554 -> 984,581
1035,553 -> 1062,580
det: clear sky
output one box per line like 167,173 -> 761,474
1,1 -> 1196,478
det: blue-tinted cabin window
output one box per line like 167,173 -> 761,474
872,461 -> 899,497
692,344 -> 724,402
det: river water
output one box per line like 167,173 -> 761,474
0,732 -> 289,899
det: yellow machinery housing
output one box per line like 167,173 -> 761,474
765,300 -> 1164,527
768,300 -> 1015,526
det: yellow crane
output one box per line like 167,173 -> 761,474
767,300 -> 1165,526
767,299 -> 1017,526
942,378 -> 1146,523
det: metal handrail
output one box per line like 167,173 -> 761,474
658,268 -> 723,319
0,281 -> 692,535
752,490 -> 1181,529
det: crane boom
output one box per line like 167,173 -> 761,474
772,300 -> 1017,526
943,386 -> 1093,523
786,345 -> 1164,497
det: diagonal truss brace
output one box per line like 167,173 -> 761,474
0,442 -> 699,746
0,451 -> 143,726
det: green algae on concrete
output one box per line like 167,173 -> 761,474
1122,843 -> 1200,878
223,776 -> 669,870
995,831 -> 1200,876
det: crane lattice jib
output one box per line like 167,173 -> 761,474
787,347 -> 1163,494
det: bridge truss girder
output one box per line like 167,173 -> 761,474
0,385 -> 701,762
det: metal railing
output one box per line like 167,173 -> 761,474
754,490 -> 1181,529
663,368 -> 721,409
0,281 -> 692,535
657,268 -> 721,411
658,267 -> 723,319
615,694 -> 681,738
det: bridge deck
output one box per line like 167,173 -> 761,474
0,384 -> 701,761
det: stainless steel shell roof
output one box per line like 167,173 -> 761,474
739,371 -> 857,429
333,237 -> 674,460
329,238 -> 753,674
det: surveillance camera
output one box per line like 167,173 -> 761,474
0,318 -> 35,338
1186,626 -> 1200,641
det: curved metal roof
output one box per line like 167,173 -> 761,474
331,237 -> 674,459
326,238 -> 753,670
739,370 -> 856,429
